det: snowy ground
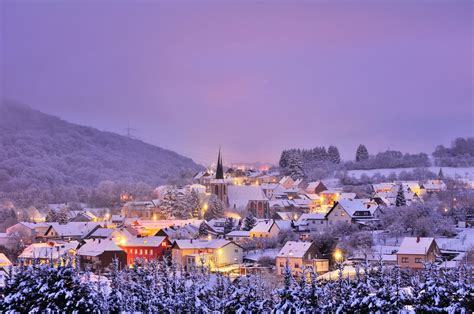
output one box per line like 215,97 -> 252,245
346,166 -> 474,179
436,228 -> 474,252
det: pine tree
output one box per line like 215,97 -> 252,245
275,265 -> 298,312
204,195 -> 225,220
328,145 -> 341,164
286,151 -> 305,180
189,189 -> 201,218
223,217 -> 234,234
45,208 -> 59,222
107,258 -> 125,313
356,144 -> 369,162
198,221 -> 208,237
160,187 -> 178,219
243,214 -> 257,231
279,150 -> 290,168
395,184 -> 407,207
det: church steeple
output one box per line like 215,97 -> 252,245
216,147 -> 224,180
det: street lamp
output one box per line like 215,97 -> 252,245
334,249 -> 343,262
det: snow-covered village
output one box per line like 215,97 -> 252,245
1,0 -> 473,312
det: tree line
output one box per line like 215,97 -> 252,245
1,257 -> 472,313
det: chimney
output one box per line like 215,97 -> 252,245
416,236 -> 420,243
190,239 -> 193,243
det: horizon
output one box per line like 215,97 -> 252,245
2,0 -> 473,164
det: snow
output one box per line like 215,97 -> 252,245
337,198 -> 379,217
250,220 -> 276,233
244,248 -> 280,262
46,222 -> 102,238
19,241 -> 80,259
77,238 -> 123,256
121,236 -> 167,247
173,239 -> 232,249
435,228 -> 474,252
396,237 -> 436,255
227,185 -> 268,209
225,231 -> 250,237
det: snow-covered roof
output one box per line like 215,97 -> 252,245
0,253 -> 12,267
336,199 -> 379,217
274,212 -> 296,221
397,237 -> 437,255
250,220 -> 278,233
298,213 -> 326,221
158,224 -> 199,239
422,180 -> 447,191
260,183 -> 280,190
77,238 -> 123,256
226,231 -> 250,238
19,241 -> 79,259
46,222 -> 102,238
306,181 -> 323,190
173,239 -> 235,250
372,183 -> 396,192
120,236 -> 168,247
278,241 -> 313,258
227,185 -> 268,209
274,220 -> 292,231
304,194 -> 320,201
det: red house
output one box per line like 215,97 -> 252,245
118,236 -> 171,265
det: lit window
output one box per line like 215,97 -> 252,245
415,258 -> 422,263
401,257 -> 408,263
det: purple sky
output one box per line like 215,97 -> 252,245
2,0 -> 472,165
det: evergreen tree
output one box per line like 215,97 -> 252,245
189,189 -> 201,218
243,214 -> 257,231
45,208 -> 59,222
286,151 -> 305,180
107,258 -> 125,313
204,195 -> 225,220
356,144 -> 369,162
160,187 -> 178,218
279,150 -> 290,168
198,221 -> 208,237
327,145 -> 341,164
275,265 -> 298,312
223,217 -> 234,234
395,184 -> 407,207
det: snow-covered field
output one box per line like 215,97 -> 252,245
346,167 -> 474,179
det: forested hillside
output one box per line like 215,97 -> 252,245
0,101 -> 203,207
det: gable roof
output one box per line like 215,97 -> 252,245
397,237 -> 437,255
173,239 -> 240,250
250,220 -> 279,233
77,238 -> 124,256
45,222 -> 103,238
120,236 -> 168,247
19,241 -> 79,259
335,199 -> 379,217
278,241 -> 314,258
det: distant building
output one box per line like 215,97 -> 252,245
326,199 -> 379,226
396,237 -> 440,270
43,222 -> 103,241
119,236 -> 172,265
305,181 -> 327,195
19,241 -> 79,265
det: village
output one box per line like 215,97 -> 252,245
1,149 -> 472,290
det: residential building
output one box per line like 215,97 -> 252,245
19,241 -> 79,265
276,241 -> 329,277
118,236 -> 172,265
326,199 -> 379,226
305,181 -> 327,195
295,213 -> 327,232
43,222 -> 103,241
171,239 -> 243,271
396,237 -> 440,269
249,220 -> 280,238
77,238 -> 127,271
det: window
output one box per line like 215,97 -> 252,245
415,258 -> 422,263
294,263 -> 299,269
144,249 -> 148,255
279,262 -> 284,267
140,249 -> 143,255
401,257 -> 408,263
234,249 -> 239,253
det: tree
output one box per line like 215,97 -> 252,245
243,214 -> 257,231
223,218 -> 234,234
395,184 -> 407,207
160,187 -> 178,219
204,195 -> 225,220
189,189 -> 201,218
356,144 -> 369,162
286,151 -> 305,180
328,146 -> 341,164
198,221 -> 208,237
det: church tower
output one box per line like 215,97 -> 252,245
210,148 -> 228,205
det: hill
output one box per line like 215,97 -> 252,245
0,101 -> 203,207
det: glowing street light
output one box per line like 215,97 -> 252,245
334,249 -> 343,262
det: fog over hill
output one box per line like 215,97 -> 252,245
0,101 -> 204,207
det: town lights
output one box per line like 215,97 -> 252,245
334,249 -> 343,262
153,214 -> 158,220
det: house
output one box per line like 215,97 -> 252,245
0,253 -> 12,267
193,170 -> 213,186
70,211 -> 98,222
225,230 -> 250,243
279,176 -> 295,189
6,222 -> 52,244
295,213 -> 327,232
326,199 -> 379,226
171,239 -> 243,271
155,224 -> 200,240
121,200 -> 161,219
261,183 -> 280,199
305,181 -> 327,195
396,237 -> 440,269
43,222 -> 103,241
422,179 -> 447,193
272,211 -> 299,221
275,241 -> 329,277
249,220 -> 280,238
77,238 -> 127,271
118,236 -> 172,265
19,241 -> 79,265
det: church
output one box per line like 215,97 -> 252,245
209,149 -> 270,218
